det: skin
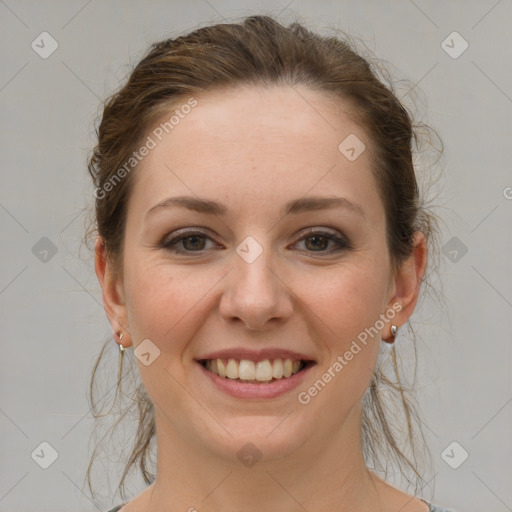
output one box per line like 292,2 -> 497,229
95,85 -> 428,512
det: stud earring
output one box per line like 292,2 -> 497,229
385,325 -> 398,344
116,330 -> 125,352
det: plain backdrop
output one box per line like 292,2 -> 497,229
1,1 -> 511,511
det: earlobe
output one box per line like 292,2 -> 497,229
94,236 -> 131,347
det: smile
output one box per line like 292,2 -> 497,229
199,358 -> 310,383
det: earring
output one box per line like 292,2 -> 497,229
385,325 -> 398,344
116,330 -> 125,352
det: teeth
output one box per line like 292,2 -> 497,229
218,358 -> 227,377
255,360 -> 273,381
283,359 -> 293,378
226,359 -> 238,379
239,359 -> 256,380
203,358 -> 305,382
272,358 -> 284,378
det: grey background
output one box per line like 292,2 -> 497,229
1,1 -> 511,511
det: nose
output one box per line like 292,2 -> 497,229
218,241 -> 293,331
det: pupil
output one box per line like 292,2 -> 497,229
306,235 -> 327,251
184,236 -> 204,250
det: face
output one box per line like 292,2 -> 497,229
99,85 -> 414,466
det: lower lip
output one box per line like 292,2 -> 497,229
197,362 -> 314,399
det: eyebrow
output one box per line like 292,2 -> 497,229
145,195 -> 366,219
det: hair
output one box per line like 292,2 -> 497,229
84,14 -> 444,503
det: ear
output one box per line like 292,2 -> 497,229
382,231 -> 428,340
94,236 -> 132,348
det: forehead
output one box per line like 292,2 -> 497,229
128,85 -> 383,222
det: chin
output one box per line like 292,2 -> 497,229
199,413 -> 312,466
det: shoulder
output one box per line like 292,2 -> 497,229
372,476 -> 454,512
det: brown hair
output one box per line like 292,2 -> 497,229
84,14 -> 443,502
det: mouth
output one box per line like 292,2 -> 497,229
197,357 -> 315,383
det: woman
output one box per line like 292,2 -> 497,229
86,14 -> 451,512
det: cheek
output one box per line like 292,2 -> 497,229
292,267 -> 386,429
298,263 -> 387,342
124,262 -> 172,343
123,255 -> 222,351
296,265 -> 385,391
124,251 -> 387,348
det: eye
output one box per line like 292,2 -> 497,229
160,230 -> 216,254
160,228 -> 351,255
293,229 -> 351,254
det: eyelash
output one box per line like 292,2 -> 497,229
160,228 -> 351,255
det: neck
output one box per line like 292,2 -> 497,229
146,404 -> 382,512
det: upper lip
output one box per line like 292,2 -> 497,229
196,348 -> 316,363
